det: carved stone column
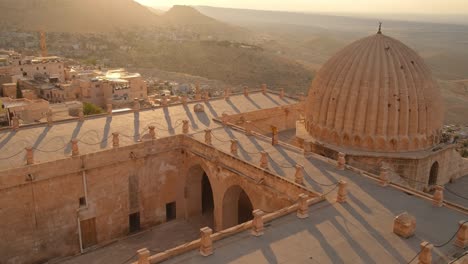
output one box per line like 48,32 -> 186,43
336,180 -> 347,203
137,248 -> 150,264
251,209 -> 264,236
297,193 -> 309,219
199,227 -> 213,256
71,139 -> 79,156
112,132 -> 119,147
295,164 -> 304,185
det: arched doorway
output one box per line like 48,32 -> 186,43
222,185 -> 254,229
428,161 -> 439,186
186,164 -> 214,229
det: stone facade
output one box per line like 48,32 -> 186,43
0,135 -> 311,263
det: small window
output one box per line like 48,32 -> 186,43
79,196 -> 86,207
58,65 -> 61,69
20,68 -> 23,71
36,67 -> 39,70
43,66 -> 46,70
166,202 -> 176,221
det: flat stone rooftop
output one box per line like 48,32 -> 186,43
0,91 -> 295,171
170,127 -> 468,263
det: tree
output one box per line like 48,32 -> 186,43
83,102 -> 104,116
16,82 -> 23,99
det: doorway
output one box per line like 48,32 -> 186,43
80,218 -> 97,249
428,161 -> 439,186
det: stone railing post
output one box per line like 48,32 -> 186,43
261,84 -> 267,95
182,120 -> 189,134
224,88 -> 230,100
245,121 -> 253,136
133,98 -> 140,112
251,209 -> 264,236
203,91 -> 209,102
454,220 -> 468,248
295,164 -> 304,185
297,193 -> 309,219
271,126 -> 278,145
260,151 -> 268,169
279,88 -> 285,99
25,147 -> 34,165
71,139 -> 79,156
161,96 -> 168,107
78,108 -> 84,121
243,86 -> 249,97
11,115 -> 19,130
336,180 -> 347,203
181,95 -> 188,105
418,241 -> 433,264
107,103 -> 112,116
432,185 -> 444,207
230,139 -> 238,155
199,227 -> 213,256
137,248 -> 150,264
148,126 -> 156,140
112,132 -> 119,147
337,152 -> 346,170
379,164 -> 389,187
303,140 -> 312,157
204,129 -> 212,145
46,110 -> 53,126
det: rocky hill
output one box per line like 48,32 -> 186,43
0,0 -> 159,32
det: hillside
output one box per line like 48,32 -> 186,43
0,0 -> 159,32
160,5 -> 250,40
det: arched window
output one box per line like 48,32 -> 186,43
428,161 -> 439,186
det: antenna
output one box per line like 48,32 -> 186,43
378,22 -> 382,34
39,30 -> 48,57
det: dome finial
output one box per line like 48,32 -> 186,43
377,21 -> 382,34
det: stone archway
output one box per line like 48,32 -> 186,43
222,185 -> 254,229
428,161 -> 439,186
185,164 -> 215,229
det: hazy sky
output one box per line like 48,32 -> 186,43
135,0 -> 468,14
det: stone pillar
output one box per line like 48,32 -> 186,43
46,110 -> 53,126
295,164 -> 304,185
303,140 -> 312,157
261,84 -> 267,95
25,147 -> 34,165
11,115 -> 19,130
432,185 -> 444,207
161,96 -> 168,107
107,103 -> 112,116
181,95 -> 188,105
379,164 -> 389,187
137,248 -> 150,264
454,220 -> 468,248
336,180 -> 347,203
224,88 -> 230,100
203,91 -> 210,102
148,126 -> 156,140
199,227 -> 213,257
271,126 -> 278,145
393,212 -> 416,238
251,209 -> 264,236
260,151 -> 268,169
230,139 -> 238,155
204,129 -> 212,145
221,113 -> 228,126
245,121 -> 253,136
279,88 -> 285,99
182,120 -> 189,134
195,84 -> 201,100
78,108 -> 84,121
133,98 -> 140,112
418,241 -> 433,264
243,86 -> 249,97
71,139 -> 79,156
297,193 -> 309,219
112,132 -> 119,147
337,152 -> 346,170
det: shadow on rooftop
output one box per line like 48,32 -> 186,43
226,98 -> 241,113
100,117 -> 112,148
264,93 -> 280,106
205,102 -> 219,118
245,96 -> 261,109
183,105 -> 199,130
33,126 -> 51,149
196,112 -> 210,127
65,121 -> 83,154
133,112 -> 140,141
163,107 -> 174,132
0,131 -> 16,149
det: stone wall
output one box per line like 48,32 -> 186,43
0,134 -> 310,264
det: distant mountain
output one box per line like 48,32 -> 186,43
160,5 -> 250,40
0,0 -> 159,32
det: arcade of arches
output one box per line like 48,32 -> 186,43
185,163 -> 256,231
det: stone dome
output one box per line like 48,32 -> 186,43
304,32 -> 444,152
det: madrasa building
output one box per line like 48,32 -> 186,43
0,30 -> 467,264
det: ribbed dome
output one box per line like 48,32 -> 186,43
305,33 -> 444,152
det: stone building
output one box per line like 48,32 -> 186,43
10,56 -> 65,82
0,32 -> 467,264
296,31 -> 467,191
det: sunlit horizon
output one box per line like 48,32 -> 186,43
135,0 -> 468,15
